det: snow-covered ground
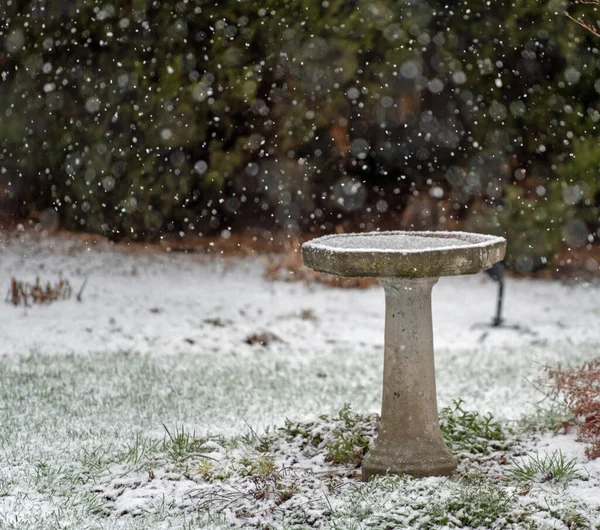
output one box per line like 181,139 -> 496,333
0,233 -> 599,529
2,233 -> 599,421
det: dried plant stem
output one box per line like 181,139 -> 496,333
76,277 -> 88,302
5,276 -> 73,306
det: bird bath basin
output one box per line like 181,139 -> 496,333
302,231 -> 506,480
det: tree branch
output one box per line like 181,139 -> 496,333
564,11 -> 600,38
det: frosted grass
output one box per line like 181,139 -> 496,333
1,342 -> 600,528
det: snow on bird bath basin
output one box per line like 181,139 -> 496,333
302,230 -> 506,279
302,231 -> 507,480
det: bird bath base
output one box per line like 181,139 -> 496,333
362,277 -> 456,479
301,231 -> 506,480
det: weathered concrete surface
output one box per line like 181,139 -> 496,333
301,231 -> 506,279
301,230 -> 506,480
362,278 -> 456,480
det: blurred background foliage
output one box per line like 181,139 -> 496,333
1,0 -> 599,271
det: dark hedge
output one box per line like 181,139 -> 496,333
1,0 -> 599,269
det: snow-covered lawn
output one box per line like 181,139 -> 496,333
0,234 -> 599,529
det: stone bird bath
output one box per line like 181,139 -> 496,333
301,231 -> 506,480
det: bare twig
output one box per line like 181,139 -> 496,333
565,0 -> 600,38
565,11 -> 600,37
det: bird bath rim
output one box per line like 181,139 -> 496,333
301,230 -> 506,279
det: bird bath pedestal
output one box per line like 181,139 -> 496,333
301,231 -> 506,480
